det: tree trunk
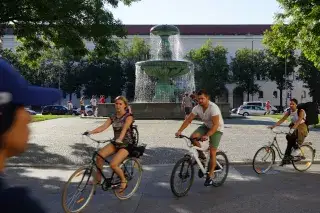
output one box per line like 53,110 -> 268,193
69,93 -> 72,101
279,89 -> 283,111
247,91 -> 250,101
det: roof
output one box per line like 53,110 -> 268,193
125,25 -> 272,36
1,24 -> 272,36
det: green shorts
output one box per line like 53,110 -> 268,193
192,124 -> 223,148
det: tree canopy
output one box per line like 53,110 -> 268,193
263,0 -> 320,69
186,40 -> 229,100
0,0 -> 140,60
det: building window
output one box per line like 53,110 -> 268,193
273,91 -> 278,99
258,91 -> 264,99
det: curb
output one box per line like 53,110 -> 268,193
6,160 -> 320,169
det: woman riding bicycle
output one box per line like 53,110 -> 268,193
84,96 -> 134,193
269,98 -> 308,166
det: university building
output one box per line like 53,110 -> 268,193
1,25 -> 312,108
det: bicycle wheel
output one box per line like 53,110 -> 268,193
252,146 -> 275,174
170,156 -> 194,197
132,127 -> 139,144
114,157 -> 143,200
212,151 -> 229,187
292,145 -> 315,172
61,166 -> 97,213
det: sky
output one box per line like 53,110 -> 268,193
107,0 -> 282,25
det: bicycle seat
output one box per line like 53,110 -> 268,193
132,124 -> 137,128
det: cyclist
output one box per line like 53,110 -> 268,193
83,96 -> 134,193
0,58 -> 62,212
269,98 -> 308,166
175,89 -> 224,186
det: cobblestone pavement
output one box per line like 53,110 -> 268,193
7,116 -> 320,166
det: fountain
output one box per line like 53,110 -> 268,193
134,25 -> 195,102
97,25 -> 230,119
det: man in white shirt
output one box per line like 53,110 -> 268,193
90,95 -> 97,117
175,89 -> 224,186
181,93 -> 193,119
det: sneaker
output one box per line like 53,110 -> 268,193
204,173 -> 214,187
291,149 -> 301,157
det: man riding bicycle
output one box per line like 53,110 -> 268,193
269,98 -> 308,166
175,89 -> 224,186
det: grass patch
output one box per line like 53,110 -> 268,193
32,115 -> 73,122
262,114 -> 320,128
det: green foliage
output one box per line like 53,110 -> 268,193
263,1 -> 320,69
298,53 -> 320,103
230,48 -> 267,101
0,0 -> 140,61
186,40 -> 229,100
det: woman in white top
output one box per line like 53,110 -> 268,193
269,98 -> 308,165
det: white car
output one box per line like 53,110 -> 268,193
243,101 -> 277,114
237,105 -> 267,116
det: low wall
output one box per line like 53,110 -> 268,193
97,102 -> 230,119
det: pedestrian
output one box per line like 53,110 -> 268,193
181,93 -> 193,119
80,97 -> 85,116
0,58 -> 62,212
90,95 -> 97,117
67,101 -> 73,115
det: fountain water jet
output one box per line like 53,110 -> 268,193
134,25 -> 195,102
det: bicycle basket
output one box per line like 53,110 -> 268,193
130,143 -> 146,158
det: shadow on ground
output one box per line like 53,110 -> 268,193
7,143 -> 71,165
70,143 -> 188,165
4,164 -> 320,213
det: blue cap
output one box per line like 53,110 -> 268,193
0,58 -> 62,106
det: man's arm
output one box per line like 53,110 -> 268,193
177,113 -> 196,133
292,109 -> 305,129
205,115 -> 219,137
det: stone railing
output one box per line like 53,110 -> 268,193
97,102 -> 230,119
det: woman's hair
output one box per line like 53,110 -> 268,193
114,96 -> 129,109
290,98 -> 298,105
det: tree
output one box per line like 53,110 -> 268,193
186,40 -> 229,100
119,36 -> 150,101
0,0 -> 140,60
264,50 -> 296,109
263,1 -> 320,69
298,53 -> 320,104
82,58 -> 125,99
230,48 -> 267,101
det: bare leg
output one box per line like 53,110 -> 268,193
110,148 -> 130,191
208,147 -> 217,178
96,143 -> 116,183
190,132 -> 206,159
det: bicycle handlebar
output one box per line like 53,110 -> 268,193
175,134 -> 202,141
83,134 -> 115,144
270,129 -> 289,135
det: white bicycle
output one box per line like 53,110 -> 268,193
170,135 -> 229,197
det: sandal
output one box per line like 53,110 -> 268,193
118,180 -> 128,193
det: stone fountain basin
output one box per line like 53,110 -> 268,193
136,60 -> 193,80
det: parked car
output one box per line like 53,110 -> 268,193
243,101 -> 278,114
76,105 -> 94,116
42,105 -> 69,115
25,108 -> 37,115
237,105 -> 267,116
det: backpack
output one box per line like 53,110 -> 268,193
297,102 -> 319,125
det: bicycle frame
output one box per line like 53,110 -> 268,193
269,135 -> 286,160
179,136 -> 223,176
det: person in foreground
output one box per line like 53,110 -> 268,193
269,98 -> 308,166
0,58 -> 62,212
83,96 -> 133,193
175,89 -> 224,186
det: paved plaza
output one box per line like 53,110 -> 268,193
7,116 -> 320,166
4,164 -> 320,213
4,116 -> 320,212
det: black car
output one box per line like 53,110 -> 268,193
42,105 -> 69,115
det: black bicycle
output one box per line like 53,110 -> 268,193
61,135 -> 146,213
252,129 -> 316,174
